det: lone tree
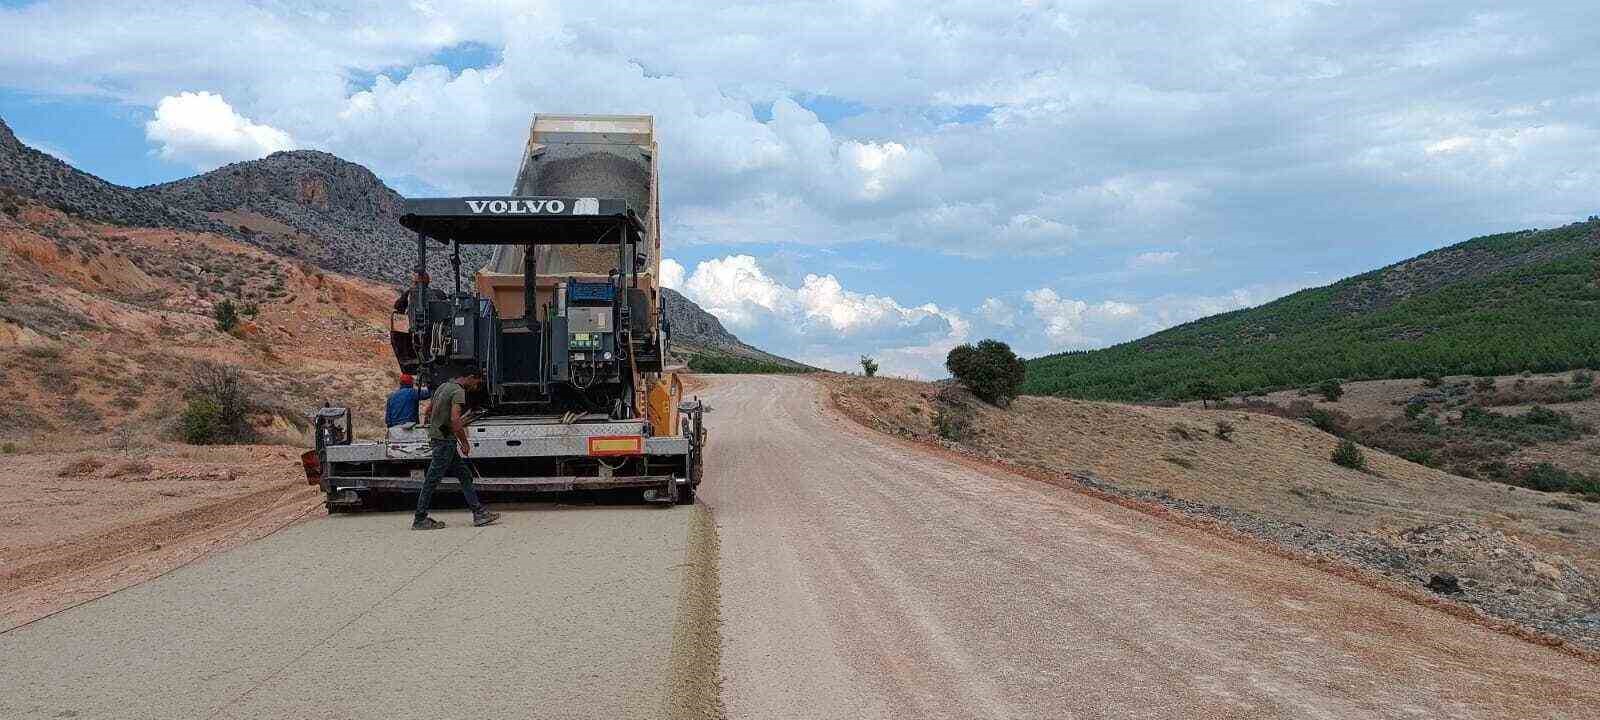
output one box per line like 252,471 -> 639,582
859,355 -> 879,377
1317,379 -> 1344,402
1187,379 -> 1222,408
946,339 -> 1026,407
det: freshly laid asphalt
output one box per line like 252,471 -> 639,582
0,505 -> 705,719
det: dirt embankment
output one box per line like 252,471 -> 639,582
824,374 -> 1600,651
0,200 -> 401,452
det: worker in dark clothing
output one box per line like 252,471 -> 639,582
384,374 -> 431,440
413,372 -> 500,530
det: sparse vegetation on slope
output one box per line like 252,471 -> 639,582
1026,219 -> 1600,401
683,353 -> 811,374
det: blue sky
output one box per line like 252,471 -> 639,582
3,1 -> 1598,376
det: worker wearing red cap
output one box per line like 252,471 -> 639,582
384,373 -> 431,440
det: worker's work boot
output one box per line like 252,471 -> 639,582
472,510 -> 501,527
411,516 -> 446,531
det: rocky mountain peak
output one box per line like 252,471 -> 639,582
141,148 -> 439,282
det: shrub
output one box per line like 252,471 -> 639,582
1307,408 -> 1342,435
240,302 -> 260,318
1573,371 -> 1594,388
1460,405 -> 1583,444
932,404 -> 972,442
1332,439 -> 1367,470
1422,373 -> 1443,388
1516,463 -> 1600,495
1477,460 -> 1512,482
1214,420 -> 1236,441
1316,379 -> 1344,402
1,442 -> 16,454
179,364 -> 258,445
1404,401 -> 1427,420
213,299 -> 239,332
859,355 -> 879,378
946,339 -> 1026,407
1401,449 -> 1437,467
22,345 -> 63,361
1474,377 -> 1497,392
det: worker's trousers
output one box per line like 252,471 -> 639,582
416,440 -> 486,520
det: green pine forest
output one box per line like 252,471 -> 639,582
1023,219 -> 1600,401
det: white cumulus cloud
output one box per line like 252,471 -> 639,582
145,91 -> 294,169
1024,288 -> 1141,349
978,297 -> 1017,327
675,254 -> 964,377
659,258 -> 686,291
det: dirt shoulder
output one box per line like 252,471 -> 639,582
0,444 -> 325,631
823,374 -> 1600,653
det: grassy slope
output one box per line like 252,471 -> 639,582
1025,219 -> 1600,401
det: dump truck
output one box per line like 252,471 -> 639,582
301,114 -> 706,510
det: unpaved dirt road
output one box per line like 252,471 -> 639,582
701,375 -> 1600,719
0,506 -> 716,719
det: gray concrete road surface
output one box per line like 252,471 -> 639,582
700,375 -> 1600,720
0,505 -> 714,720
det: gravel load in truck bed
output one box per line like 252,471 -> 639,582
492,143 -> 655,276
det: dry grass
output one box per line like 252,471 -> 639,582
55,456 -> 105,478
105,460 -> 154,479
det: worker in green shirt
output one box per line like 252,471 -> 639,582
413,371 -> 500,530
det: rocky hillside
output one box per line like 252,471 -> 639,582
1027,218 -> 1600,400
0,118 -> 215,230
0,195 -> 400,444
144,150 -> 488,284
